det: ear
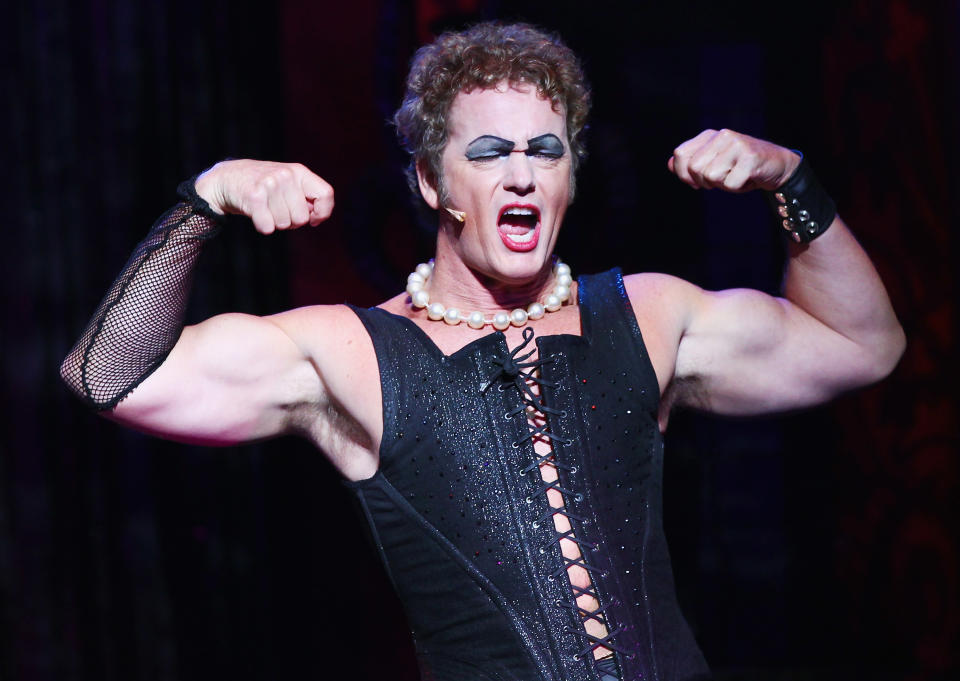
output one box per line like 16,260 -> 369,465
416,158 -> 440,210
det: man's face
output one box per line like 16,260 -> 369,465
422,81 -> 573,284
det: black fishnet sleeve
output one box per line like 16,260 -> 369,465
61,178 -> 226,410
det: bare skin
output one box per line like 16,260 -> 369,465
83,84 -> 905,660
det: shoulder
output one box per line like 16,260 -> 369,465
267,303 -> 372,351
267,292 -> 416,348
610,271 -> 706,401
621,271 -> 702,331
264,303 -> 381,392
621,270 -> 699,298
265,303 -> 385,475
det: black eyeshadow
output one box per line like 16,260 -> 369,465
465,135 -> 516,160
526,134 -> 564,158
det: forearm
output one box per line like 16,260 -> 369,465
60,178 -> 224,410
782,215 -> 905,378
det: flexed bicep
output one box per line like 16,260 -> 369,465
673,283 -> 895,415
107,312 -> 322,445
61,166 -> 330,442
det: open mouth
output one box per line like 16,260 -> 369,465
497,204 -> 541,251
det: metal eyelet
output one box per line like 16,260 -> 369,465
569,466 -> 578,474
532,521 -> 540,529
564,439 -> 574,446
539,546 -> 546,554
572,654 -> 581,662
560,410 -> 567,418
574,493 -> 584,502
547,574 -> 555,582
525,496 -> 533,504
512,441 -> 520,449
554,598 -> 563,606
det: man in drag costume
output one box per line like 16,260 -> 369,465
61,22 -> 905,681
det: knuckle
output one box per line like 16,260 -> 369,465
276,167 -> 293,181
704,168 -> 723,182
246,185 -> 268,204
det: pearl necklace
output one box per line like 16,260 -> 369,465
405,259 -> 573,330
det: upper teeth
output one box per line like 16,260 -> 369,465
504,207 -> 535,216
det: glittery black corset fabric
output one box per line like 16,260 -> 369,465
346,269 -> 710,681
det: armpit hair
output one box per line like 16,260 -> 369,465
660,374 -> 711,416
284,390 -> 373,458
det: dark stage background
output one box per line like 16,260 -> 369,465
2,1 -> 957,679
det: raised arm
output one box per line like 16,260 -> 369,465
650,129 -> 905,416
60,160 -> 338,445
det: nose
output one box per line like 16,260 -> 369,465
503,151 -> 535,196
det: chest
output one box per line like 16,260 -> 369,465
375,328 -> 661,480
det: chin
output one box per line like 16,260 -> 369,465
486,249 -> 554,284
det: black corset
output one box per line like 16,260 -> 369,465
345,269 -> 711,681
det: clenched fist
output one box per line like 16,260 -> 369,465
195,159 -> 334,234
668,129 -> 801,193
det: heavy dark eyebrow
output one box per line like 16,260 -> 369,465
465,135 -> 516,159
525,134 -> 565,156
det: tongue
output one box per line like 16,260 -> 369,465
499,223 -> 533,235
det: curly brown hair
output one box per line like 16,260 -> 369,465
394,22 -> 591,207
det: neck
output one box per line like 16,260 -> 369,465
427,254 -> 557,315
423,220 -> 560,314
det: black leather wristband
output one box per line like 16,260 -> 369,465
767,156 -> 837,243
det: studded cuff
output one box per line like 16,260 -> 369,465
767,155 -> 837,244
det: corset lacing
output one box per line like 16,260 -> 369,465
484,328 -> 630,674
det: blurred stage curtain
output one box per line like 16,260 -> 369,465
3,2 -> 341,680
2,1 -> 958,681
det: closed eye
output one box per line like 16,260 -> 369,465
468,148 -> 512,162
527,148 -> 564,160
465,135 -> 515,161
526,134 -> 565,160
